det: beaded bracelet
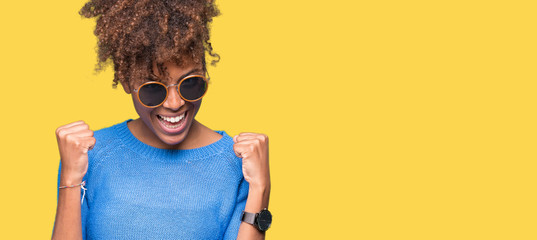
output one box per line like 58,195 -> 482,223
59,181 -> 86,189
59,181 -> 87,205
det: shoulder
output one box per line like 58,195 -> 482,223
88,119 -> 130,158
85,120 -> 134,175
93,120 -> 127,139
205,129 -> 244,178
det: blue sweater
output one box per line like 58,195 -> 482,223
55,119 -> 249,240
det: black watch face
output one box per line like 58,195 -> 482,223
256,210 -> 272,231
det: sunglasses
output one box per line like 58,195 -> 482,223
133,74 -> 208,108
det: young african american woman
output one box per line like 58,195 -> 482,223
51,0 -> 271,239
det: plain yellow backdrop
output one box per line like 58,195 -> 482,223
0,0 -> 536,239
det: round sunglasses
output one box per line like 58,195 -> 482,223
133,74 -> 208,108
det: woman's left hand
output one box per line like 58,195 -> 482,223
233,132 -> 270,189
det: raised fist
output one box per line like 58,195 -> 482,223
55,120 -> 95,184
233,132 -> 270,189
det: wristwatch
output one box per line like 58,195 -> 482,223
241,208 -> 272,231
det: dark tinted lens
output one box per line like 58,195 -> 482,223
139,83 -> 167,107
179,77 -> 207,101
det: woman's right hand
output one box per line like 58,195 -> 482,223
55,120 -> 96,184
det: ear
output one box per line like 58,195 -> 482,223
120,80 -> 131,94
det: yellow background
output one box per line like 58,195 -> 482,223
1,0 -> 536,239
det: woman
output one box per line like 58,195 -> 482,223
51,0 -> 271,239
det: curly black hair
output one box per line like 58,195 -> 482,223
79,0 -> 220,89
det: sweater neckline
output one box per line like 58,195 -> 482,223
116,119 -> 232,160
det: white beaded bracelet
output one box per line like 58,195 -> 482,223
59,181 -> 87,204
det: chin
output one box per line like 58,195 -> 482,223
159,135 -> 187,146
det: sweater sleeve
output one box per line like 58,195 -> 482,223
54,161 -> 89,240
222,176 -> 250,240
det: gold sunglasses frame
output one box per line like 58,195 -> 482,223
133,74 -> 208,108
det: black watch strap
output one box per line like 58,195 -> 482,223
241,208 -> 272,232
241,211 -> 256,225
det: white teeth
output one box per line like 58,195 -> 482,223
159,112 -> 186,123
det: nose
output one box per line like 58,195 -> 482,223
162,85 -> 185,111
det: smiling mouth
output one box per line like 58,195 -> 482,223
156,111 -> 187,130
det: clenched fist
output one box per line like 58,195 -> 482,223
233,132 -> 270,189
55,120 -> 96,184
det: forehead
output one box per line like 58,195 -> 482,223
151,59 -> 204,83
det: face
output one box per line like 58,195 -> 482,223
122,59 -> 205,148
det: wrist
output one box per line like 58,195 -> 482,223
248,178 -> 270,192
59,173 -> 84,186
249,184 -> 270,195
245,183 -> 270,213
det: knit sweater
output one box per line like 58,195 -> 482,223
55,119 -> 249,240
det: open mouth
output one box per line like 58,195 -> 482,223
156,111 -> 188,133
